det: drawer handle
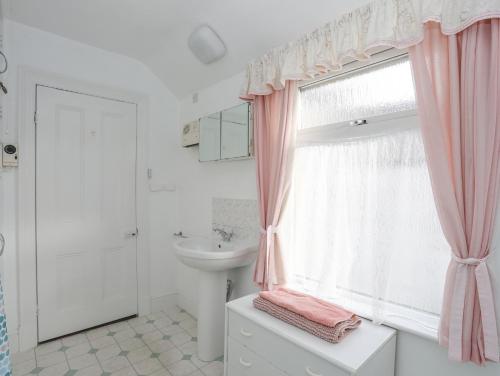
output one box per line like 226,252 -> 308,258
240,328 -> 253,337
239,357 -> 252,368
305,367 -> 323,376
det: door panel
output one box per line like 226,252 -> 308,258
36,86 -> 138,341
55,106 -> 85,221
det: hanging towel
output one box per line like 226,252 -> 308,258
254,296 -> 361,343
0,278 -> 11,376
259,287 -> 356,327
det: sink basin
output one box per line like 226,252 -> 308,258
174,237 -> 257,272
173,235 -> 258,362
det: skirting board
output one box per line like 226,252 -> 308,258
151,293 -> 179,313
177,294 -> 198,319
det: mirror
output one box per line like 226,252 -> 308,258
221,103 -> 250,159
199,112 -> 221,161
199,103 -> 251,162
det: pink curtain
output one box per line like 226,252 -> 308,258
252,81 -> 298,290
409,20 -> 500,364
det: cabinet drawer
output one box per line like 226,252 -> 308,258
227,337 -> 286,376
229,310 -> 269,348
228,311 -> 349,376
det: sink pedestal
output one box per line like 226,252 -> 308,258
197,270 -> 228,361
173,236 -> 257,362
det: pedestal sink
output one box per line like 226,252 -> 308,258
174,236 -> 258,361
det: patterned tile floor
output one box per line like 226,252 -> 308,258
11,307 -> 224,376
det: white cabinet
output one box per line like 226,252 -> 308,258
225,295 -> 396,376
227,337 -> 287,376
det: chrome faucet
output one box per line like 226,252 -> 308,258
213,228 -> 234,242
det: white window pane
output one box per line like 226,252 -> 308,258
282,128 -> 449,322
300,57 -> 416,129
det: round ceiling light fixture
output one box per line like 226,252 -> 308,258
188,25 -> 226,65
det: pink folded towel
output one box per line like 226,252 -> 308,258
253,297 -> 361,343
259,287 -> 356,328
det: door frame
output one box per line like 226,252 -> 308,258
18,67 -> 151,350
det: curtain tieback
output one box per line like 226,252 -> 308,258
449,252 -> 499,362
451,254 -> 489,266
260,225 -> 279,255
260,225 -> 279,290
260,225 -> 279,235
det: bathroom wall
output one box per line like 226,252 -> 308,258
0,1 -> 7,340
212,198 -> 259,244
177,72 -> 258,316
179,71 -> 500,376
0,20 -> 181,350
212,197 -> 259,300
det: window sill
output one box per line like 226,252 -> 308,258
376,312 -> 439,342
333,294 -> 439,342
291,284 -> 440,343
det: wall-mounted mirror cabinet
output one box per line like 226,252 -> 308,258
199,103 -> 252,162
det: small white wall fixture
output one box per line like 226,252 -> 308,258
17,67 -> 152,351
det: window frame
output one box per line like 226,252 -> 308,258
297,109 -> 418,147
298,48 -> 409,91
288,50 -> 444,341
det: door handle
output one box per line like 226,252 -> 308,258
125,230 -> 138,238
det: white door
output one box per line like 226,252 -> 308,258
36,86 -> 138,341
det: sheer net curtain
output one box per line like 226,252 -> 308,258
281,58 -> 450,334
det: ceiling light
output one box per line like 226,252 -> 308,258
188,25 -> 226,65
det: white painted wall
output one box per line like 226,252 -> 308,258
177,72 -> 258,316
178,72 -> 500,375
0,20 -> 180,350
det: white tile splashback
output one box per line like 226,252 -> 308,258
212,198 -> 259,243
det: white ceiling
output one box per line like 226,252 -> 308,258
3,0 -> 369,98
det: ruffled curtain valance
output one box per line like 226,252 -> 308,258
241,0 -> 500,98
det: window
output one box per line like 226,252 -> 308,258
281,56 -> 450,336
299,57 -> 417,129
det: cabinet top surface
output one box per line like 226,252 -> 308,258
226,294 -> 396,371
